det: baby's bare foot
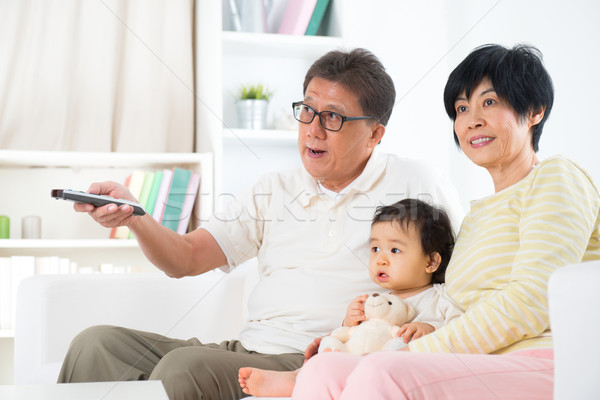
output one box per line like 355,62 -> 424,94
238,367 -> 299,397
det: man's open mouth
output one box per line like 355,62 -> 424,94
309,147 -> 326,155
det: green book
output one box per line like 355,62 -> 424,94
138,171 -> 155,208
128,171 -> 155,238
304,0 -> 331,36
144,170 -> 163,217
161,168 -> 192,232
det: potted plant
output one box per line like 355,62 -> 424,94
235,83 -> 272,129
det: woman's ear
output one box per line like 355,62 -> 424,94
529,106 -> 546,127
426,252 -> 442,273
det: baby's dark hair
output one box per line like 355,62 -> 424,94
372,199 -> 455,284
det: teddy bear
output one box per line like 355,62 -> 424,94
318,292 -> 416,355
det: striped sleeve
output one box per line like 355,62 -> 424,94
410,158 -> 600,354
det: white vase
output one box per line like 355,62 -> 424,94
236,99 -> 269,129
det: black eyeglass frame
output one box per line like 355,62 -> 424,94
291,101 -> 375,132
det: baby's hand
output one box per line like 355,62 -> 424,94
397,322 -> 435,343
342,294 -> 369,327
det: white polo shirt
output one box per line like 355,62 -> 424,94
203,149 -> 464,354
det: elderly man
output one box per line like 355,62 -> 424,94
58,48 -> 463,400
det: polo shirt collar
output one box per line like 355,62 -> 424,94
299,147 -> 388,206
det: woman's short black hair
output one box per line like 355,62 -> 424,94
304,48 -> 396,126
443,44 -> 554,152
372,199 -> 455,284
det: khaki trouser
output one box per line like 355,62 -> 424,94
58,325 -> 305,400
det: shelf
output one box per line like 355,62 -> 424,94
222,128 -> 297,145
0,150 -> 211,169
222,31 -> 345,59
0,330 -> 14,338
0,239 -> 139,249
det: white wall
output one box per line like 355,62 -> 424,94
342,0 -> 454,177
342,0 -> 600,210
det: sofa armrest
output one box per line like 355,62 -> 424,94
14,269 -> 248,384
549,260 -> 600,399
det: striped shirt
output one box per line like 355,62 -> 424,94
410,155 -> 600,354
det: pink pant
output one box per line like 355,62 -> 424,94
292,349 -> 554,400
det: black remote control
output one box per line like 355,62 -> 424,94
51,189 -> 146,216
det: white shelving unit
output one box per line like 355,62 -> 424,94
221,30 -> 346,137
219,2 -> 345,196
222,30 -> 344,58
0,150 -> 213,338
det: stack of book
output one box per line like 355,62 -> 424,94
229,0 -> 331,35
277,0 -> 331,36
110,167 -> 201,239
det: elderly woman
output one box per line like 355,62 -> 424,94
245,44 -> 600,399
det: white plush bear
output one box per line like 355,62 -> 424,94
318,293 -> 416,355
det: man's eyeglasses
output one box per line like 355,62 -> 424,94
292,102 -> 375,132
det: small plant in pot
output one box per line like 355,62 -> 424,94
235,84 -> 272,129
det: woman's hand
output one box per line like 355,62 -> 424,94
73,181 -> 138,228
397,322 -> 435,343
342,294 -> 369,327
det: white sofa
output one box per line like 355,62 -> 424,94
14,259 -> 600,399
548,260 -> 600,399
14,267 -> 250,385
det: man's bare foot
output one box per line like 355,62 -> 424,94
238,367 -> 299,397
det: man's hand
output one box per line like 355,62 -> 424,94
73,181 -> 139,228
342,294 -> 369,327
397,322 -> 435,343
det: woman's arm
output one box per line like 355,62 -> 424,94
411,158 -> 600,354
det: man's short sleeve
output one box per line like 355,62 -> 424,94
202,177 -> 271,270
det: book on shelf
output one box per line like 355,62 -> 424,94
34,256 -> 71,275
106,167 -> 200,237
304,0 -> 330,35
137,171 -> 156,210
144,170 -> 163,218
278,0 -> 318,35
128,171 -> 156,239
161,167 -> 192,232
152,169 -> 174,223
176,172 -> 201,234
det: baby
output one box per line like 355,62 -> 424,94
238,198 -> 462,397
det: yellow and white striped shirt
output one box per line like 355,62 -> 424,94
410,155 -> 600,354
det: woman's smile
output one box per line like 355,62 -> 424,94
470,136 -> 495,147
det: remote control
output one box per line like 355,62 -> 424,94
51,189 -> 146,216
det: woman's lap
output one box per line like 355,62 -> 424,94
293,349 -> 554,400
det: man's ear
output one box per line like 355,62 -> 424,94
368,123 -> 385,148
425,252 -> 442,273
